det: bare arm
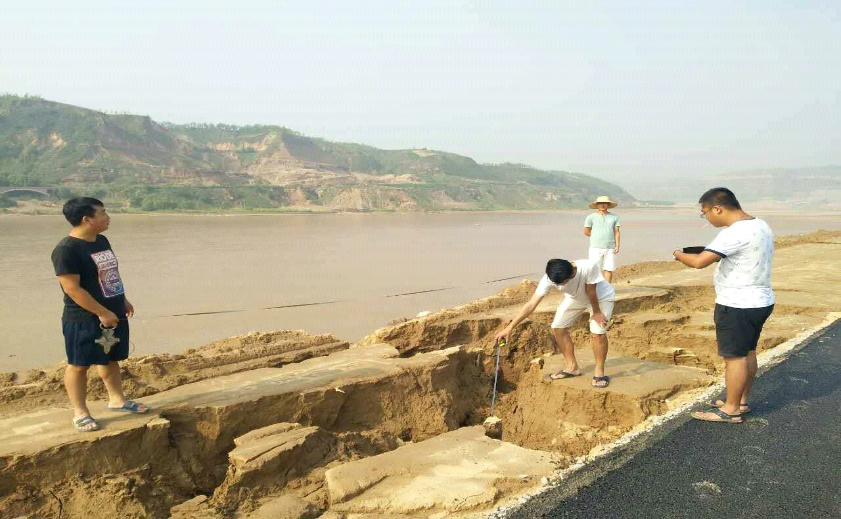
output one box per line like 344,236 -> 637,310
584,227 -> 592,237
495,292 -> 545,344
672,250 -> 721,269
613,227 -> 620,253
585,283 -> 608,326
57,274 -> 119,326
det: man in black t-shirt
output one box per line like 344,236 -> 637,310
51,197 -> 149,432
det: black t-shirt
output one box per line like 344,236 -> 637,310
51,235 -> 127,322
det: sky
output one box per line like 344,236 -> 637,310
1,1 -> 840,183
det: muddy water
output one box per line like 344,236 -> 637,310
1,209 -> 838,372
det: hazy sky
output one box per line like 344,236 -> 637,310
2,1 -> 839,181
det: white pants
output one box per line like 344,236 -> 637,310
551,298 -> 615,334
589,247 -> 616,272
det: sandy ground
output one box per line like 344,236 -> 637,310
0,230 -> 838,518
0,331 -> 348,418
0,257 -> 689,419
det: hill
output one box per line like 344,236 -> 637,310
612,166 -> 841,208
0,95 -> 633,212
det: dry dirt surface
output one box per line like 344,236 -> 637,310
0,330 -> 348,418
0,230 -> 838,518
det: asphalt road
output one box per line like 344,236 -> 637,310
506,320 -> 841,519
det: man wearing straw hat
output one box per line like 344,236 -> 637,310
584,196 -> 621,282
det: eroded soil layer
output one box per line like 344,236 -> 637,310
1,231 -> 838,518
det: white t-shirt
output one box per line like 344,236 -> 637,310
535,259 -> 616,304
705,218 -> 775,308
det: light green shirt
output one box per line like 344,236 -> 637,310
584,212 -> 620,249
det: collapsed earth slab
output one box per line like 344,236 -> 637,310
325,426 -> 557,515
211,423 -> 333,509
500,350 -> 712,454
245,494 -> 322,519
0,410 -> 182,516
140,343 -> 481,489
0,409 -> 169,495
0,343 -> 484,513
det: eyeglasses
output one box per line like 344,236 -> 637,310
699,207 -> 717,219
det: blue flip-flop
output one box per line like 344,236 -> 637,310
107,400 -> 149,414
73,415 -> 99,432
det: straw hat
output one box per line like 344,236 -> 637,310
589,196 -> 618,209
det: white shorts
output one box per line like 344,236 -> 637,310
551,298 -> 615,334
589,247 -> 616,272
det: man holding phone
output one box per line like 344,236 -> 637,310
673,188 -> 774,423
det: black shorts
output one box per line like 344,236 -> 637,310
714,304 -> 774,358
63,318 -> 130,366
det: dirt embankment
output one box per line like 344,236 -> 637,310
0,330 -> 348,418
0,230 -> 838,518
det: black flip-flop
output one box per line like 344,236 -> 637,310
546,370 -> 581,381
692,407 -> 743,423
591,375 -> 610,388
710,400 -> 751,414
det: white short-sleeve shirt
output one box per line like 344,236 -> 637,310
704,218 -> 775,308
535,259 -> 616,304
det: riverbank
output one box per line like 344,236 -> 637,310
3,211 -> 840,373
1,230 -> 839,518
4,202 -> 840,217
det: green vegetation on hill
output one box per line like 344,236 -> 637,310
0,95 -> 635,212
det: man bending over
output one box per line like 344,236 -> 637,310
495,258 -> 616,388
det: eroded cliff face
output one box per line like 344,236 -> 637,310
0,96 -> 637,212
1,232 -> 838,518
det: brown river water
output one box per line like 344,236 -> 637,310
1,209 -> 838,372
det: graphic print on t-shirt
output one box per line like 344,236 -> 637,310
90,250 -> 124,298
